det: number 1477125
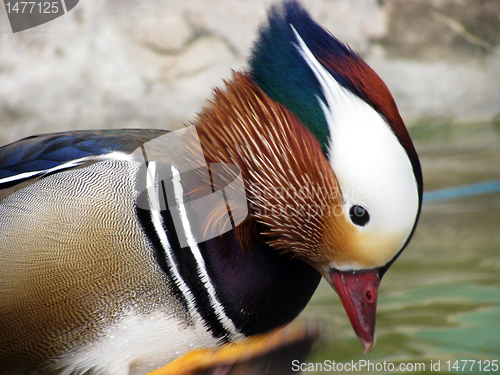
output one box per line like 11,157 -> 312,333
446,360 -> 498,372
5,2 -> 59,14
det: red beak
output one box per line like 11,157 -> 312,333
330,268 -> 380,353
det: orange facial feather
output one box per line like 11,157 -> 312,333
191,71 -> 344,267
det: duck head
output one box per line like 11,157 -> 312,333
194,1 -> 423,353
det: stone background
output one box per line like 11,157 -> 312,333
0,0 -> 499,146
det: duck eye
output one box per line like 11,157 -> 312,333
349,205 -> 370,226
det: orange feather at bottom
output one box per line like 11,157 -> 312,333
146,321 -> 320,375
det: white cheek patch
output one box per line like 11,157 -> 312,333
292,28 -> 419,262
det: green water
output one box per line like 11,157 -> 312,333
300,123 -> 500,374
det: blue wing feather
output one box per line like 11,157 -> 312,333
0,129 -> 167,181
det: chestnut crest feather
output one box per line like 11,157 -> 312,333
192,72 -> 341,266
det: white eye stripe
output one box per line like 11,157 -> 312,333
291,26 -> 352,130
292,26 -> 419,267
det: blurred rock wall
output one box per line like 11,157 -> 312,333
0,0 -> 499,145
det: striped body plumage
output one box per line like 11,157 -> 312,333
0,2 -> 422,374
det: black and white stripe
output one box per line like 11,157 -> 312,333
140,161 -> 241,342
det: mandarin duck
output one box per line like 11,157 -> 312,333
0,1 -> 423,374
